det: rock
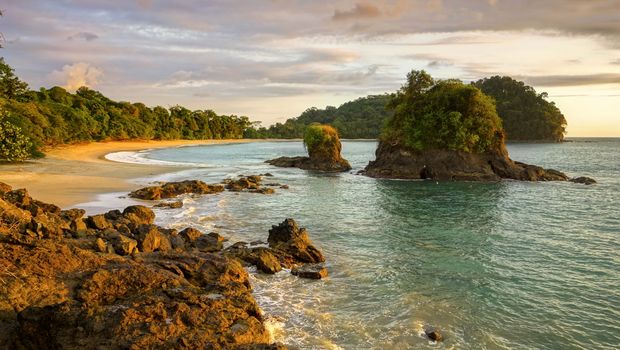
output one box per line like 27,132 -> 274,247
129,180 -> 224,200
179,227 -> 202,242
291,264 -> 328,279
61,208 -> 86,221
170,235 -> 186,249
268,219 -> 325,265
250,187 -> 275,195
363,141 -> 571,182
194,235 -> 223,252
280,185 -> 290,189
86,214 -> 112,230
103,209 -> 123,221
260,173 -> 274,177
122,205 -> 155,226
226,176 -> 263,192
3,188 -> 32,207
570,176 -> 597,185
136,224 -> 172,252
0,181 -> 12,194
95,238 -> 107,253
425,327 -> 443,342
112,233 -> 138,255
255,249 -> 282,274
154,200 -> 183,209
266,156 -> 351,172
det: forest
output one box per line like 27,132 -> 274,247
0,58 -> 253,160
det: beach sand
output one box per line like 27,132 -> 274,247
0,139 -> 262,208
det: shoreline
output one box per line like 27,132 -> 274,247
0,139 -> 272,208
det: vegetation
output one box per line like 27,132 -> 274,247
473,76 -> 567,141
247,94 -> 392,139
303,123 -> 342,160
384,70 -> 505,153
0,58 -> 253,161
0,116 -> 32,162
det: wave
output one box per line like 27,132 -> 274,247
104,150 -> 207,167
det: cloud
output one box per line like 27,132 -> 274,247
519,73 -> 620,87
333,3 -> 382,21
67,32 -> 99,41
48,62 -> 104,91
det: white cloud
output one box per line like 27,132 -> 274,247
48,62 -> 104,91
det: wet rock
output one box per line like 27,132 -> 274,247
260,173 -> 274,177
291,264 -> 328,279
104,209 -> 123,221
129,180 -> 224,200
194,235 -> 223,252
226,176 -> 263,192
279,185 -> 290,189
154,200 -> 183,209
122,205 -> 155,226
569,176 -> 597,185
250,187 -> 275,195
255,249 -> 282,274
268,218 -> 325,264
425,327 -> 443,342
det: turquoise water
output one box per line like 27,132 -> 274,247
108,139 -> 619,349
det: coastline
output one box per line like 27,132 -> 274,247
0,139 -> 270,208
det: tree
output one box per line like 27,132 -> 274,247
0,58 -> 29,101
0,115 -> 32,162
384,71 -> 504,154
473,76 -> 567,141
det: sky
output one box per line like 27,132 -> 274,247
2,0 -> 620,136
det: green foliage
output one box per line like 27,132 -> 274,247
0,59 -> 255,159
473,76 -> 567,141
385,70 -> 505,154
0,113 -> 32,162
0,57 -> 30,101
303,123 -> 341,160
247,94 -> 393,139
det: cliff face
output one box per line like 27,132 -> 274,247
363,141 -> 569,182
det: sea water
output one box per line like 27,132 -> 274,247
86,139 -> 619,349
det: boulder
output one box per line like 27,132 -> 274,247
123,205 -> 155,226
250,188 -> 275,195
179,227 -> 202,242
111,233 -> 138,255
0,181 -> 12,195
154,200 -> 183,209
291,264 -> 328,279
254,248 -> 282,274
424,327 -> 443,342
570,176 -> 597,185
86,214 -> 112,230
136,224 -> 172,253
268,218 -> 325,264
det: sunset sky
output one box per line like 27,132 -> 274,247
2,0 -> 619,136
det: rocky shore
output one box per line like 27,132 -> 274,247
266,156 -> 351,172
0,177 -> 325,349
363,141 -> 595,183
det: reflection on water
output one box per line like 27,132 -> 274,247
84,139 -> 620,349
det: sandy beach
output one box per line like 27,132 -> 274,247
0,139 -> 263,208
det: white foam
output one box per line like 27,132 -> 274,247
104,150 -> 205,167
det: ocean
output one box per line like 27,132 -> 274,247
84,139 -> 619,349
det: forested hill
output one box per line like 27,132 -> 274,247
245,94 -> 393,139
472,76 -> 567,142
0,58 -> 253,161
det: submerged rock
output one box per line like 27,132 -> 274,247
154,200 -> 183,209
424,327 -> 443,342
569,176 -> 597,185
291,264 -> 328,279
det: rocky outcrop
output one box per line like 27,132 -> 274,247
0,182 -> 287,349
363,141 -> 572,182
225,219 -> 327,279
224,175 -> 278,194
266,156 -> 351,172
129,180 -> 225,200
569,176 -> 597,185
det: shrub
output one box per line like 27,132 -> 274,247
0,117 -> 32,162
303,123 -> 342,160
